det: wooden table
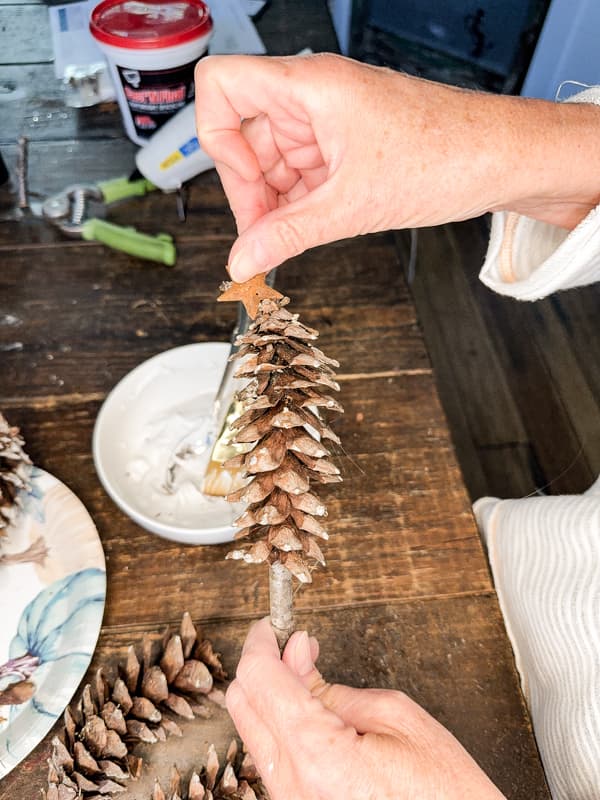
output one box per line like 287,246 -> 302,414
0,2 -> 549,797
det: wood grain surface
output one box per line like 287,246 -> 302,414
397,221 -> 600,499
0,2 -> 550,797
2,601 -> 549,800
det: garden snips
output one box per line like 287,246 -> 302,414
40,176 -> 176,266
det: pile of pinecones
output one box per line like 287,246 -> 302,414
44,614 -> 268,799
151,742 -> 267,800
0,411 -> 31,534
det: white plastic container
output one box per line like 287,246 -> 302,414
90,0 -> 213,146
135,102 -> 215,191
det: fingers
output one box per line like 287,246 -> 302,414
228,619 -> 348,794
225,680 -> 278,779
215,160 -> 275,235
240,616 -> 281,662
227,183 -> 345,281
234,619 -> 350,739
197,54 -> 341,276
226,621 -> 290,787
282,630 -> 320,676
283,629 -> 415,738
196,55 -> 313,180
234,618 -> 312,729
195,56 -> 267,177
236,621 -> 411,742
225,116 -> 299,232
229,116 -> 325,233
229,622 -> 365,799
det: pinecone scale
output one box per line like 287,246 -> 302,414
45,613 -> 227,799
225,297 -> 343,584
0,411 -> 32,533
151,741 -> 267,800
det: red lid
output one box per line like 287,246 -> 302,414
90,0 -> 212,49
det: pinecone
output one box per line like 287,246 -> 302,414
0,411 -> 32,533
45,613 -> 227,799
224,296 -> 343,584
151,741 -> 267,800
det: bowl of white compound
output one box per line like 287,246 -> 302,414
92,342 -> 244,545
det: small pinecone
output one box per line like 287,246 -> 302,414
45,613 -> 227,800
0,411 -> 32,533
151,741 -> 267,800
225,297 -> 343,583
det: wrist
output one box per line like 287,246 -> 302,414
380,72 -> 600,232
490,97 -> 600,229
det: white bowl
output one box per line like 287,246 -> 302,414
92,342 -> 243,545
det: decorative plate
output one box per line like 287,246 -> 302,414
0,468 -> 106,778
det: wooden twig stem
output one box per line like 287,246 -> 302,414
269,562 -> 295,651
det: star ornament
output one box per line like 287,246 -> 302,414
217,272 -> 284,319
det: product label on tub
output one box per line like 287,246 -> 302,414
117,58 -> 201,139
160,136 -> 201,170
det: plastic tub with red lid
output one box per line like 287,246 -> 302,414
90,0 -> 213,145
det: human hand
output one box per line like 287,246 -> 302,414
193,54 -> 503,282
226,618 -> 505,800
196,53 -> 600,281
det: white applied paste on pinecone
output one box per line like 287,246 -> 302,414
93,343 -> 243,544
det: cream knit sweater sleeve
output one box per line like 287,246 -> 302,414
479,87 -> 600,300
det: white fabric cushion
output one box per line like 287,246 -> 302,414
473,478 -> 600,800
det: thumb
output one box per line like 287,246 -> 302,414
283,631 -> 409,737
227,189 -> 343,282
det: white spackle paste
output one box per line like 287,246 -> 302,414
124,394 -> 241,529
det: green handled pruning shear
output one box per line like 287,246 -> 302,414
41,176 -> 176,266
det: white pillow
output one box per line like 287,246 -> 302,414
473,478 -> 600,800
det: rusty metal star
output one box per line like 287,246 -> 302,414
217,272 -> 284,319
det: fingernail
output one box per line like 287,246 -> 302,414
229,240 -> 269,282
308,635 -> 319,663
294,631 -> 314,676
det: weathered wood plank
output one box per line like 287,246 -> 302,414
549,289 -> 600,405
0,5 -> 52,63
516,300 -> 600,475
480,298 -> 595,493
0,64 -> 128,143
395,224 -> 533,499
397,225 -> 528,448
527,294 -> 600,480
4,370 -> 489,627
0,138 -> 138,212
0,597 -> 550,800
477,442 -> 545,500
401,218 -> 600,498
0,213 -> 428,397
461,219 -> 597,495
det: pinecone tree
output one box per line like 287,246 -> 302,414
45,613 -> 228,800
0,411 -> 32,533
151,742 -> 267,800
217,276 -> 343,647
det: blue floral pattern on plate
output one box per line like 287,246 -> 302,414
0,470 -> 106,778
